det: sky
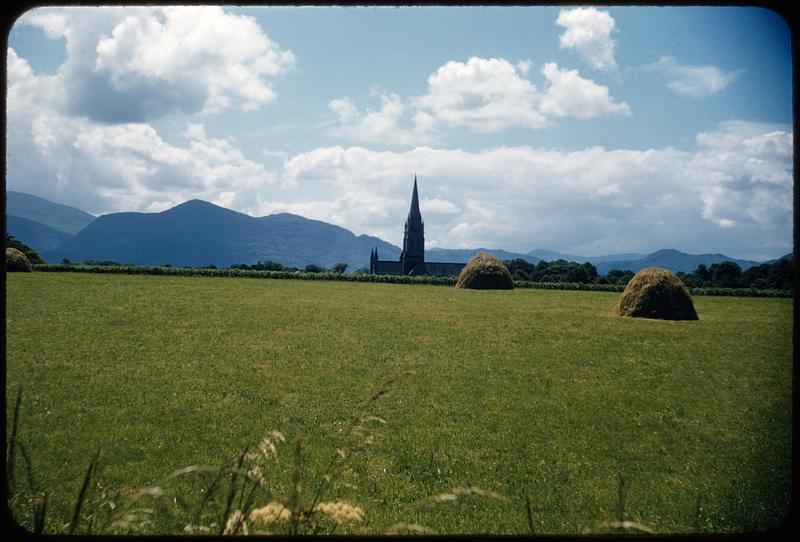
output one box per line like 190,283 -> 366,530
5,5 -> 793,260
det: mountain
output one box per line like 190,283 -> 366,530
9,191 -> 777,274
6,215 -> 74,252
426,247 -> 539,264
42,199 -> 400,270
525,247 -> 761,274
6,190 -> 95,235
527,248 -> 648,264
593,248 -> 760,275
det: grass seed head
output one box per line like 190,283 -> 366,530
223,509 -> 247,535
313,501 -> 364,523
250,502 -> 292,524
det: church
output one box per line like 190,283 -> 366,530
369,177 -> 467,277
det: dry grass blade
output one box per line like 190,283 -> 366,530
385,522 -> 437,534
412,486 -> 511,511
168,465 -> 217,479
586,520 -> 656,534
219,448 -> 248,535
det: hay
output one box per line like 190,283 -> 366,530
455,253 -> 514,290
6,247 -> 32,272
614,267 -> 698,320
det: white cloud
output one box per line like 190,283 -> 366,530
642,56 -> 743,98
328,97 -> 360,124
556,7 -> 617,70
18,6 -> 294,121
409,57 -> 629,134
422,198 -> 461,215
686,121 -> 792,232
539,62 -> 631,118
279,121 -> 791,258
413,56 -> 548,133
6,48 -> 276,216
327,93 -> 438,146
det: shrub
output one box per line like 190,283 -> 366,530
5,235 -> 45,264
6,247 -> 33,272
613,267 -> 698,320
456,253 -> 514,290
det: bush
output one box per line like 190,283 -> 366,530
5,235 -> 45,265
456,253 -> 514,290
614,267 -> 698,320
6,247 -> 33,272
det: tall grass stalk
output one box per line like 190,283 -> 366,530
67,450 -> 99,535
7,387 -> 23,492
525,495 -> 535,534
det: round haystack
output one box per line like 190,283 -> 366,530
6,247 -> 32,272
614,267 -> 698,320
455,252 -> 514,290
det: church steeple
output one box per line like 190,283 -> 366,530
401,175 -> 425,275
407,174 -> 422,226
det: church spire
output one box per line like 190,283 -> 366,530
407,174 -> 422,225
401,175 -> 425,275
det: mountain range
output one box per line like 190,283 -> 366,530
6,190 -> 782,273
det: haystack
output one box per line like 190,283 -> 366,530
614,267 -> 698,320
6,247 -> 32,272
455,252 -> 514,290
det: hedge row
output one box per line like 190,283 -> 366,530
31,264 -> 792,297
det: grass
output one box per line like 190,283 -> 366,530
5,272 -> 793,534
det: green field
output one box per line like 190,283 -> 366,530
5,272 -> 793,534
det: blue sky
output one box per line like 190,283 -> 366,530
6,5 -> 793,260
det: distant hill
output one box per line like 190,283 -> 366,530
592,249 -> 760,275
43,199 -> 400,270
6,191 -> 95,235
6,215 -> 73,253
9,191 -> 778,274
523,247 -> 761,274
426,247 -> 539,264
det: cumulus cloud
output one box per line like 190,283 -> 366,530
641,56 -> 744,98
327,93 -> 438,146
556,7 -> 617,70
7,46 -> 275,215
409,57 -> 628,134
539,62 -> 631,118
19,6 -> 294,122
412,56 -> 548,133
279,121 -> 791,259
686,121 -> 792,231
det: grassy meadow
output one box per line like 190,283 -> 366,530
5,272 -> 793,534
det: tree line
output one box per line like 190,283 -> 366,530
502,257 -> 793,291
6,233 -> 792,291
675,259 -> 793,290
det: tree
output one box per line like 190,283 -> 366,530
694,264 -> 711,282
5,235 -> 45,265
709,261 -> 742,288
331,262 -> 348,274
606,269 -> 635,285
304,264 -> 325,273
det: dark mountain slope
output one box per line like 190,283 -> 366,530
6,190 -> 95,235
43,199 -> 400,269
